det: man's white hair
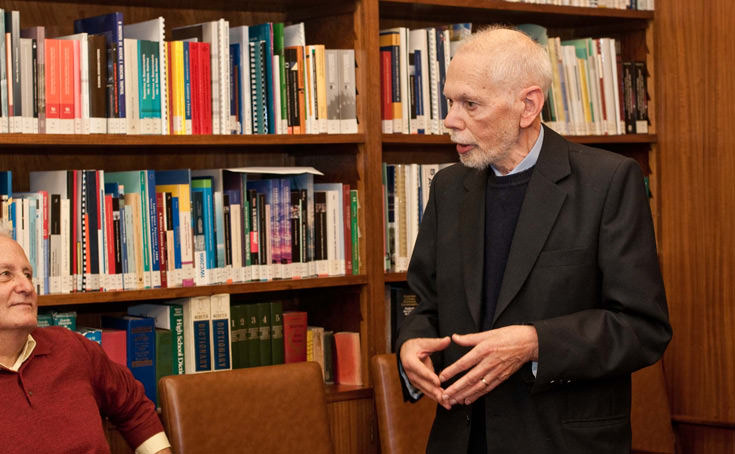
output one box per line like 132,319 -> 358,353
457,25 -> 553,100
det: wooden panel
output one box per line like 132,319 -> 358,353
656,0 -> 735,452
327,397 -> 379,454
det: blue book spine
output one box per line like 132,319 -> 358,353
171,196 -> 182,271
249,24 -> 274,134
102,316 -> 156,403
0,170 -> 11,195
183,42 -> 192,130
279,178 -> 291,265
414,50 -> 424,134
230,43 -> 243,134
73,12 -> 125,119
146,171 -> 161,286
194,316 -> 211,373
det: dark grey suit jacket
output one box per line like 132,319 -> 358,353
395,126 -> 672,453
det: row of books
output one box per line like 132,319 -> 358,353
379,23 -> 471,135
505,0 -> 654,10
40,295 -> 363,406
380,22 -> 650,137
530,25 -> 650,136
0,10 -> 357,135
0,166 -> 360,295
382,162 -> 453,272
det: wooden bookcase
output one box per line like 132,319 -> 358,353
1,1 -> 656,453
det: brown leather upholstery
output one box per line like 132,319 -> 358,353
371,354 -> 675,454
631,360 -> 675,454
370,354 -> 435,454
159,361 -> 334,454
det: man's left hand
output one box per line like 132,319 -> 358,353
437,325 -> 538,407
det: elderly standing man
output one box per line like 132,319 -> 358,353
0,225 -> 172,454
397,26 -> 671,453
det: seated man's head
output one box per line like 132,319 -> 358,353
0,226 -> 37,333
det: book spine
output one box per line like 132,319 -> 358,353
210,293 -> 232,370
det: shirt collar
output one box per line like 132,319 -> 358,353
1,334 -> 36,372
491,126 -> 544,177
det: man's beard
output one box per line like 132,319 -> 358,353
458,146 -> 494,170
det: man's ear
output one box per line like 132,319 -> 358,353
519,86 -> 545,128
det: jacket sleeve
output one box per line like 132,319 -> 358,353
395,175 -> 441,355
531,158 -> 672,392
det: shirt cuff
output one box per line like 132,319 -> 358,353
398,358 -> 424,400
531,361 -> 538,378
135,431 -> 171,454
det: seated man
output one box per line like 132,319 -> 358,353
0,225 -> 172,454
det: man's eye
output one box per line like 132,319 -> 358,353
466,101 -> 477,108
24,272 -> 33,280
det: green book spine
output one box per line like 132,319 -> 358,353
270,301 -> 284,364
245,303 -> 260,367
350,189 -> 359,274
273,23 -> 287,129
155,328 -> 173,407
256,302 -> 272,366
169,303 -> 185,375
230,304 -> 241,369
323,330 -> 335,384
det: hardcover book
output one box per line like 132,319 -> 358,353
102,315 -> 157,403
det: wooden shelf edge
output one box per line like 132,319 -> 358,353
0,133 -> 366,147
383,133 -> 656,145
38,275 -> 369,306
384,272 -> 408,282
381,0 -> 654,19
671,414 -> 735,430
325,384 -> 373,402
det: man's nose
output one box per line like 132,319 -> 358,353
443,104 -> 464,131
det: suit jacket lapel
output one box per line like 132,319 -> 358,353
460,168 -> 488,329
493,126 -> 571,325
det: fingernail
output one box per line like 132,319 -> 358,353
450,399 -> 457,405
442,394 -> 449,401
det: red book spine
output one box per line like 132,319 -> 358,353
282,311 -> 307,363
105,194 -> 115,278
334,331 -> 362,386
201,42 -> 212,135
59,40 -> 74,121
189,42 -> 200,135
45,39 -> 60,121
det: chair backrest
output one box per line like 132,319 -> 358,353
370,353 -> 436,454
159,361 -> 334,454
631,360 -> 675,454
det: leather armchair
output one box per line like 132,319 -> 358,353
158,361 -> 334,454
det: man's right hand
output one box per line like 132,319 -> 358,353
399,337 -> 451,409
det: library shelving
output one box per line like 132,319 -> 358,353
2,1 -> 657,453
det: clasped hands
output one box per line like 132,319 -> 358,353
399,325 -> 538,410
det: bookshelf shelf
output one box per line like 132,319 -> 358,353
0,133 -> 366,148
382,133 -> 656,145
37,275 -> 369,307
380,0 -> 654,23
325,384 -> 374,403
384,272 -> 408,282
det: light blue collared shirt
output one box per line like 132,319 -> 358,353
491,126 -> 544,176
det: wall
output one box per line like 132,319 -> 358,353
656,1 -> 735,452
